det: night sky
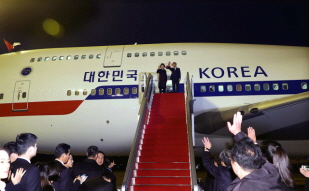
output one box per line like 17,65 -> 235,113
0,0 -> 308,54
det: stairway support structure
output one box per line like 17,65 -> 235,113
121,73 -> 155,191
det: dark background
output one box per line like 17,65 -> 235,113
0,0 -> 308,54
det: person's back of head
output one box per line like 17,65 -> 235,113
16,133 -> 38,158
35,161 -> 61,189
46,161 -> 61,183
261,140 -> 294,188
219,149 -> 232,166
231,137 -> 264,177
3,141 -> 18,162
55,143 -> 70,163
87,145 -> 98,159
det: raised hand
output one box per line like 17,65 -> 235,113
247,127 -> 257,143
300,168 -> 309,178
202,137 -> 212,150
227,112 -> 242,135
11,168 -> 26,185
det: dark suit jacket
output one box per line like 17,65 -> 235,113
5,182 -> 23,191
102,168 -> 117,191
79,176 -> 113,191
8,158 -> 41,191
202,151 -> 233,191
166,66 -> 181,81
53,160 -> 80,191
72,159 -> 103,180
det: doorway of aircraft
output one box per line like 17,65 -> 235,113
12,80 -> 30,111
103,45 -> 124,67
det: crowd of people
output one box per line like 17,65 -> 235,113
201,112 -> 309,191
0,134 -> 117,191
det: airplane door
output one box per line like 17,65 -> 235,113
12,80 -> 30,111
103,46 -> 124,67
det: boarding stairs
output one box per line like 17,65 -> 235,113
122,73 -> 200,191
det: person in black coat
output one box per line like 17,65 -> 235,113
7,133 -> 41,191
79,171 -> 113,191
156,63 -> 167,93
102,157 -> 117,191
202,137 -> 233,191
166,61 -> 181,92
72,146 -> 102,181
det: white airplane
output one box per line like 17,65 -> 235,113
0,43 -> 308,156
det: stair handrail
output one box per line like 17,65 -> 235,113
184,72 -> 200,191
121,73 -> 154,191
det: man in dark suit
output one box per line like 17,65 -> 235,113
79,171 -> 113,191
53,143 -> 80,191
7,133 -> 41,191
72,146 -> 103,181
166,62 -> 181,92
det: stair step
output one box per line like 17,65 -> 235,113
140,144 -> 188,151
137,162 -> 190,170
139,150 -> 188,156
130,185 -> 191,191
142,133 -> 187,139
138,156 -> 189,163
134,169 -> 190,176
141,138 -> 187,145
133,177 -> 191,184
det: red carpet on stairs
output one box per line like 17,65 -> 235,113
129,93 -> 192,191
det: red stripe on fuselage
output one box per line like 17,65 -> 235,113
0,100 -> 83,117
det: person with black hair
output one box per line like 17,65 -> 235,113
35,161 -> 61,191
166,61 -> 181,92
79,171 -> 113,191
72,146 -> 102,181
202,137 -> 233,191
103,157 -> 117,191
96,151 -> 105,166
156,63 -> 167,93
53,143 -> 81,191
226,112 -> 284,191
7,133 -> 41,191
3,142 -> 18,163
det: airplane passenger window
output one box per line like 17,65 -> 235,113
166,51 -> 171,56
127,53 -> 132,58
158,52 -> 163,56
81,55 -> 86,59
174,51 -> 179,56
236,84 -> 242,91
30,58 -> 35,62
67,55 -> 72,60
254,84 -> 260,91
59,56 -> 64,60
22,92 -> 27,98
0,93 -> 3,99
96,54 -> 101,59
116,88 -> 121,95
209,85 -> 215,92
218,85 -> 224,92
150,52 -> 155,57
37,57 -> 42,62
75,90 -> 79,96
52,56 -> 57,61
263,83 -> 269,91
124,88 -> 129,95
181,51 -> 187,55
282,83 -> 288,90
227,85 -> 233,92
44,57 -> 50,61
200,85 -> 206,92
89,54 -> 94,59
91,89 -> 96,96
142,52 -> 147,57
74,55 -> 79,60
67,90 -> 72,96
99,88 -> 104,95
273,83 -> 279,90
245,84 -> 251,91
301,82 -> 308,89
83,89 -> 88,95
135,53 -> 139,57
132,87 -> 137,94
107,88 -> 112,95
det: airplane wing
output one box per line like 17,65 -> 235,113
194,91 -> 309,140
